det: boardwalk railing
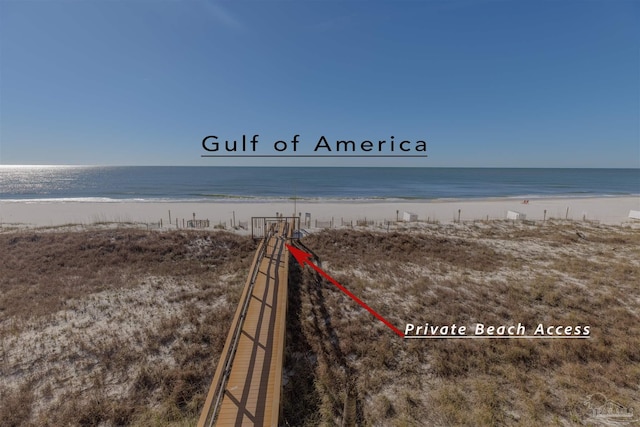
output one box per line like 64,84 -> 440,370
199,218 -> 294,426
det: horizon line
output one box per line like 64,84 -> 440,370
1,164 -> 639,169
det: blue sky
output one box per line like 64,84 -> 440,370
0,0 -> 638,167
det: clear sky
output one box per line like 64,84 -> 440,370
0,0 -> 638,167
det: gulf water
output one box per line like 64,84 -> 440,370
1,166 -> 638,202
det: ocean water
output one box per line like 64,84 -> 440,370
0,166 -> 638,202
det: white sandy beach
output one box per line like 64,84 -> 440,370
1,196 -> 638,229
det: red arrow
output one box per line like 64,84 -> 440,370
286,244 -> 405,338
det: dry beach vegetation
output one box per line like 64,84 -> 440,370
0,229 -> 256,426
1,220 -> 639,426
285,222 -> 640,426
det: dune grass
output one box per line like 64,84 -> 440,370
1,221 -> 639,426
284,222 -> 640,426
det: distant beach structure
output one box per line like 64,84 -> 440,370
506,211 -> 526,221
402,212 -> 418,222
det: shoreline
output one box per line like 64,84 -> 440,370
2,192 -> 639,204
1,196 -> 638,228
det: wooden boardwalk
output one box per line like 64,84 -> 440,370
198,219 -> 293,427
